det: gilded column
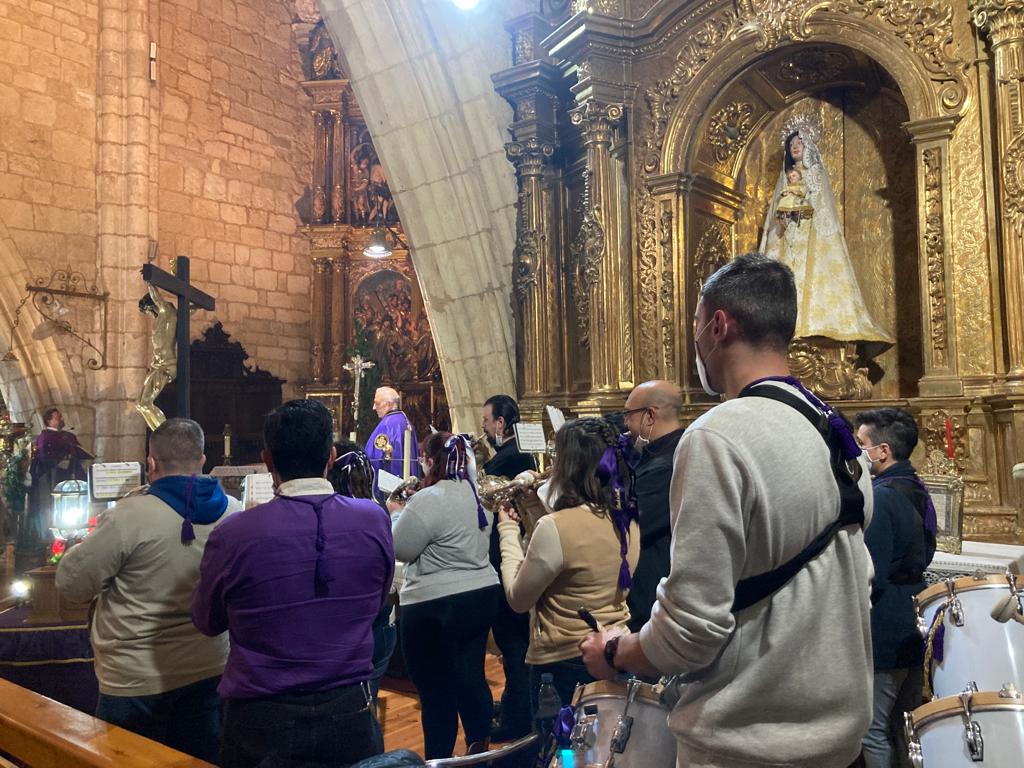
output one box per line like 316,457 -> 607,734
330,257 -> 346,384
312,111 -> 329,224
972,1 -> 1024,381
311,257 -> 330,383
506,138 -> 555,397
330,108 -> 345,224
569,101 -> 628,395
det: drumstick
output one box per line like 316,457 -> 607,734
578,606 -> 604,633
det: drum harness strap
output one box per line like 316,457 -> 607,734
732,379 -> 866,614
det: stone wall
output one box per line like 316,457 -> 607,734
154,0 -> 312,392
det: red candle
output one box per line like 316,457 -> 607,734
944,417 -> 955,459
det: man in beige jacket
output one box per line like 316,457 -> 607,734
57,418 -> 240,762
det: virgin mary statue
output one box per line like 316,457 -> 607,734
759,120 -> 893,351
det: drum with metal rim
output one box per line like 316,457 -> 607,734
556,678 -> 676,768
905,683 -> 1024,766
915,573 -> 1024,699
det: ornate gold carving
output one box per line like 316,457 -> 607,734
923,147 -> 949,366
639,7 -> 738,173
692,220 -> 730,292
970,1 -> 1024,42
574,0 -> 624,15
920,409 -> 967,475
659,203 -> 675,377
571,202 -> 606,349
569,101 -> 625,141
963,514 -> 1020,538
514,30 -> 534,64
514,228 -> 541,303
506,138 -> 555,174
706,101 -> 755,164
777,48 -> 850,84
832,0 -> 966,110
636,186 -> 660,374
736,0 -> 819,51
308,21 -> 341,81
788,339 -> 873,400
1002,133 -> 1024,236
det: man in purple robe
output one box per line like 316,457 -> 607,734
25,407 -> 93,548
364,386 -> 419,501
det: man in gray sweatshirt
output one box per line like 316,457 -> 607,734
581,253 -> 874,768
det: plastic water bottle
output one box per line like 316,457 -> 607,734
536,673 -> 562,723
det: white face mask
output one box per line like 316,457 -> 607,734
694,318 -> 720,397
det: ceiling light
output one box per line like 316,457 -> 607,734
363,228 -> 393,259
452,0 -> 479,8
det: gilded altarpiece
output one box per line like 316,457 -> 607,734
297,23 -> 449,441
495,0 -> 1024,543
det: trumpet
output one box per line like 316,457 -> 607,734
478,469 -> 552,537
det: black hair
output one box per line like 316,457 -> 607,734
150,418 -> 205,474
700,252 -> 797,352
327,440 -> 373,499
139,294 -> 156,314
484,394 -> 520,437
854,408 -> 919,461
263,399 -> 334,482
784,131 -> 801,172
549,418 -> 623,512
42,407 -> 60,425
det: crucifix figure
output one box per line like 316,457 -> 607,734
140,256 -> 215,421
342,354 -> 375,431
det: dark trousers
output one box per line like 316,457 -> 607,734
529,657 -> 595,715
491,592 -> 532,729
221,682 -> 383,768
400,585 -> 500,759
96,675 -> 222,764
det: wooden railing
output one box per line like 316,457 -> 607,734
0,680 -> 212,767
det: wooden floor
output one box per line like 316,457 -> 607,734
377,655 -> 506,757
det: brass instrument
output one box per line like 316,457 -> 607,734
386,476 -> 420,506
478,469 -> 553,538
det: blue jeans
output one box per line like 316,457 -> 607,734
863,667 -> 922,768
370,619 -> 397,700
96,675 -> 222,763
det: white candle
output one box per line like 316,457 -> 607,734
403,424 -> 412,480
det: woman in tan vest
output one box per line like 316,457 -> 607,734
497,418 -> 640,710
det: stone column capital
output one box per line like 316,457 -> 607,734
568,101 -> 624,145
971,0 -> 1024,43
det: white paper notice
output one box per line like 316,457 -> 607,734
91,462 -> 143,501
514,422 -> 547,453
242,473 -> 275,509
545,405 -> 566,433
377,469 -> 402,495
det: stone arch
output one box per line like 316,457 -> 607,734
0,215 -> 80,429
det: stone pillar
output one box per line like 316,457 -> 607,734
329,257 -> 346,384
310,257 -> 330,382
569,100 -> 629,397
972,1 -> 1024,382
506,139 -> 555,398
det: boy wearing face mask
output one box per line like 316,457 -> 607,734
621,381 -> 685,631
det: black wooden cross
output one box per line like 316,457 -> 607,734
141,256 -> 215,419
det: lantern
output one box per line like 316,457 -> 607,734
51,479 -> 90,534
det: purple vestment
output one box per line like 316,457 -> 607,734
364,411 -> 420,496
192,488 -> 395,699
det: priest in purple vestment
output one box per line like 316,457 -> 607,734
364,386 -> 419,501
25,407 -> 94,549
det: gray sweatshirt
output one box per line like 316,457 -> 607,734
392,478 -> 498,605
639,382 -> 874,768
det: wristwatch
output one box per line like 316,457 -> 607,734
604,635 -> 622,672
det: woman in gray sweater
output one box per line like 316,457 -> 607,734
391,432 -> 500,759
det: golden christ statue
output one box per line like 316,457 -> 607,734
136,284 -> 177,430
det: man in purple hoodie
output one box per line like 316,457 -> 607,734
57,418 -> 239,763
193,399 -> 395,768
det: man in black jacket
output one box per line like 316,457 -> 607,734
621,381 -> 685,632
854,408 -> 936,768
482,394 -> 536,741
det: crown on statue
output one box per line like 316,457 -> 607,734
779,112 -> 822,148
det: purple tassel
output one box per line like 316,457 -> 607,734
446,434 -> 487,529
180,475 -> 197,543
746,376 -> 861,460
932,616 -> 945,664
313,502 -> 334,597
597,444 -> 639,590
554,705 -> 576,747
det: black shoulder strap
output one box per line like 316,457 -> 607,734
731,385 -> 865,613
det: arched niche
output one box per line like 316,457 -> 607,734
648,25 -> 963,400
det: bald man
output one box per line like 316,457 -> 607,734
622,380 -> 684,631
364,386 -> 419,501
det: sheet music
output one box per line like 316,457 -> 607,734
90,462 -> 143,501
242,473 -> 275,509
377,469 -> 403,494
545,405 -> 566,433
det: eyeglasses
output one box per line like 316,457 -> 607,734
610,407 -> 655,421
